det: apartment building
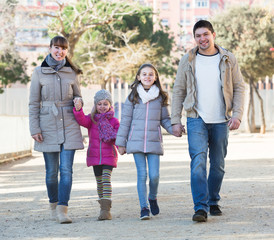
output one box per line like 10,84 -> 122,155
142,0 -> 224,49
142,0 -> 273,49
15,0 -> 59,53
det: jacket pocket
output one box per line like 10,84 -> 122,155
65,83 -> 73,99
87,144 -> 91,157
41,84 -> 49,99
112,145 -> 117,158
40,107 -> 49,115
158,126 -> 162,142
128,125 -> 134,140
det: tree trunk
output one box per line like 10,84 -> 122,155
245,93 -> 251,133
252,81 -> 266,134
249,79 -> 256,132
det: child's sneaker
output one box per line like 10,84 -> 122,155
149,199 -> 160,215
140,207 -> 150,220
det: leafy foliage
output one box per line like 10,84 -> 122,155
211,6 -> 274,81
0,52 -> 29,93
73,5 -> 176,85
47,0 -> 176,87
0,0 -> 30,93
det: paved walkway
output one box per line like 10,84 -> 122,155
0,132 -> 274,240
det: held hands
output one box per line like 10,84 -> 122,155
73,97 -> 82,111
32,133 -> 43,143
172,124 -> 185,137
228,117 -> 241,130
118,146 -> 126,155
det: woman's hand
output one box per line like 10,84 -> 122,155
118,146 -> 126,155
32,133 -> 43,143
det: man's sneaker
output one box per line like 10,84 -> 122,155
192,210 -> 207,222
140,207 -> 150,220
210,205 -> 222,216
149,199 -> 160,216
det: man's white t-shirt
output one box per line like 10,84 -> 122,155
195,52 -> 226,123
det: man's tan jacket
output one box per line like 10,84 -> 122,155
171,44 -> 245,125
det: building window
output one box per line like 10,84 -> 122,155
211,2 -> 219,9
27,0 -> 34,5
161,19 -> 169,26
180,19 -> 191,26
162,2 -> 169,10
181,2 -> 191,9
37,0 -> 44,6
195,0 -> 208,8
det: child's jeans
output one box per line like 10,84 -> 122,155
133,153 -> 160,209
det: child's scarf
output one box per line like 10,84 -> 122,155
137,84 -> 160,103
94,107 -> 116,143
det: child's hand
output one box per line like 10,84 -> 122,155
118,146 -> 126,155
74,97 -> 82,111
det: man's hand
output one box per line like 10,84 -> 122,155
228,117 -> 241,130
118,146 -> 126,155
32,133 -> 43,143
172,124 -> 185,137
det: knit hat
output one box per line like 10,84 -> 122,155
94,89 -> 112,105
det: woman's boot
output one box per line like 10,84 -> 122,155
56,205 -> 72,224
98,199 -> 112,220
49,202 -> 58,220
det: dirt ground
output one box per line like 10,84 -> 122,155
1,132 -> 274,240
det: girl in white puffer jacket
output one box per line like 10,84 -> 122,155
116,63 -> 180,220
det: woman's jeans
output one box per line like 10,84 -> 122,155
43,145 -> 75,206
187,117 -> 228,212
133,153 -> 160,209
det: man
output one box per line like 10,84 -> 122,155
171,20 -> 245,222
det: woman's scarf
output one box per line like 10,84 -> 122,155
137,84 -> 160,104
94,107 -> 116,143
45,54 -> 66,71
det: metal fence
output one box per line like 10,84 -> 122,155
0,85 -> 273,162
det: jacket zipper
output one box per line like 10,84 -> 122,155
99,141 -> 102,164
56,71 -> 65,142
144,102 -> 149,152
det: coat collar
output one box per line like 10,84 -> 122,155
188,44 -> 229,63
41,59 -> 73,74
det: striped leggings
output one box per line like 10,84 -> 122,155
93,165 -> 113,200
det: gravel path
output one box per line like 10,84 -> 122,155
1,132 -> 274,240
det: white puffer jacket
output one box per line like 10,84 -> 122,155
115,96 -> 173,155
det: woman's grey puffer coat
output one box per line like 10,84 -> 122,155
29,60 -> 84,152
115,96 -> 173,155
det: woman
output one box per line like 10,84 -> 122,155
29,36 -> 84,224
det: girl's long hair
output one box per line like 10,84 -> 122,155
50,36 -> 82,74
128,63 -> 168,106
90,106 -> 97,124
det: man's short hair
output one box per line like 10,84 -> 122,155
193,20 -> 214,36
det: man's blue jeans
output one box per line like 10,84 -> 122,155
187,117 -> 228,212
43,145 -> 75,206
133,153 -> 160,209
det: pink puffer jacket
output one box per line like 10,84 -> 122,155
73,108 -> 119,167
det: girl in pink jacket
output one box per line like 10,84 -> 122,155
73,89 -> 119,221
